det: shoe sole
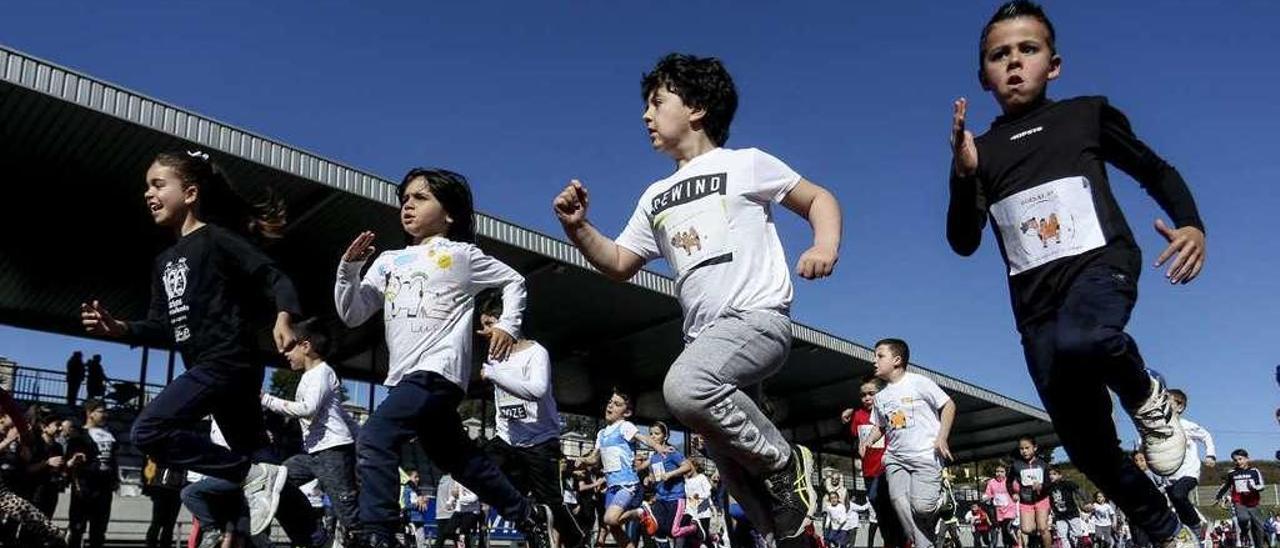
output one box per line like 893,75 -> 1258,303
250,464 -> 290,535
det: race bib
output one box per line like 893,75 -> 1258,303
879,399 -> 913,431
601,446 -> 625,473
994,494 -> 1010,507
1020,468 -> 1043,486
989,176 -> 1106,276
497,391 -> 537,423
651,461 -> 667,478
1234,477 -> 1252,493
652,173 -> 733,277
857,424 -> 886,448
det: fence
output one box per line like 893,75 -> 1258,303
0,361 -> 166,409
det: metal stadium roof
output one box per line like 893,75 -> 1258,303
0,43 -> 1055,461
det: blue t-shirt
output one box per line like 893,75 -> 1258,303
649,449 -> 687,501
595,420 -> 639,487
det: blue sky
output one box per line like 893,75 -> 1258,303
1,1 -> 1276,460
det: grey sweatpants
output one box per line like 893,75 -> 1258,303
663,308 -> 793,536
884,456 -> 942,548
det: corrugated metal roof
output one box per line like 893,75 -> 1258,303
0,43 -> 1052,459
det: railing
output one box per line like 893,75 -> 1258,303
0,362 -> 166,409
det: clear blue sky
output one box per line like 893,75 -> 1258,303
1,1 -> 1276,459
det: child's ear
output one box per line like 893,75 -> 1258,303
1047,53 -> 1062,81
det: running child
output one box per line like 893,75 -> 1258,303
842,376 -> 907,547
1165,389 -> 1216,538
475,294 -> 586,548
81,150 -> 299,535
1047,468 -> 1088,548
335,168 -> 553,548
984,465 -> 1019,548
858,339 -> 957,548
643,422 -> 694,548
1088,493 -> 1116,548
553,52 -> 843,547
260,317 -> 361,542
1216,449 -> 1270,548
947,1 -> 1204,545
1010,437 -> 1052,548
571,390 -> 668,548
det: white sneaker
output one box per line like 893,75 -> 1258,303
1126,373 -> 1186,476
243,462 -> 289,535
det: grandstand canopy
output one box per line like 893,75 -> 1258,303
0,44 -> 1055,462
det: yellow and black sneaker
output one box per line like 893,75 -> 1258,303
762,444 -> 818,546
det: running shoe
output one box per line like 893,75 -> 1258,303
1126,372 -> 1186,476
762,444 -> 819,544
244,462 -> 290,535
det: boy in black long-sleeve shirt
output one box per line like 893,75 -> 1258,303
945,2 -> 1205,547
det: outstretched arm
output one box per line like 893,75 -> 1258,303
1099,101 -> 1205,284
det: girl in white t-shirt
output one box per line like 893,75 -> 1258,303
336,169 -> 550,548
1088,492 -> 1116,548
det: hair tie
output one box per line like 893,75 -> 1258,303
187,150 -> 210,161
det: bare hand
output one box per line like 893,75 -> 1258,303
1204,456 -> 1216,468
343,231 -> 377,262
553,180 -> 590,228
951,98 -> 978,177
936,437 -> 954,462
479,325 -> 515,361
47,456 -> 64,468
795,245 -> 838,280
840,408 -> 854,424
1153,219 -> 1205,284
81,300 -> 127,338
272,312 -> 295,353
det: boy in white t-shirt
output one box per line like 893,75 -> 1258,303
858,339 -> 956,548
476,294 -> 585,548
553,52 -> 843,548
261,318 -> 361,541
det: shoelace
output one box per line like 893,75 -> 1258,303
1133,402 -> 1174,439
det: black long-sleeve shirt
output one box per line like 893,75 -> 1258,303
127,224 -> 301,369
948,96 -> 1204,328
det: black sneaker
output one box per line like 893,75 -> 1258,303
762,444 -> 818,543
519,503 -> 555,548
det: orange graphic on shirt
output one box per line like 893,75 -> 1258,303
888,409 -> 909,429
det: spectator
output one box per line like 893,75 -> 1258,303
66,398 -> 118,548
66,351 -> 85,405
0,388 -> 67,546
85,355 -> 106,402
26,414 -> 68,517
142,455 -> 186,548
402,469 -> 430,548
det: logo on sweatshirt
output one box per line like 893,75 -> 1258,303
1009,126 -> 1043,141
162,258 -> 189,301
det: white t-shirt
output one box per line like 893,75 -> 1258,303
615,147 -> 800,341
824,501 -> 848,531
842,502 -> 860,530
483,342 -> 561,447
685,473 -> 714,519
871,372 -> 951,464
454,483 -> 481,514
335,237 -> 526,387
1172,416 -> 1215,481
1089,502 -> 1115,528
436,475 -> 456,520
261,362 -> 358,453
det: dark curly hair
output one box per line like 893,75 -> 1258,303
980,0 -> 1057,65
641,53 -> 738,147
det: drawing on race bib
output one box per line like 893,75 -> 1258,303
989,176 -> 1106,275
1019,213 -> 1061,248
670,227 -> 703,256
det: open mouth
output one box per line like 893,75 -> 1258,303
1006,75 -> 1025,87
148,201 -> 163,214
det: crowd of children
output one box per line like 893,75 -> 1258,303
0,1 -> 1248,548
